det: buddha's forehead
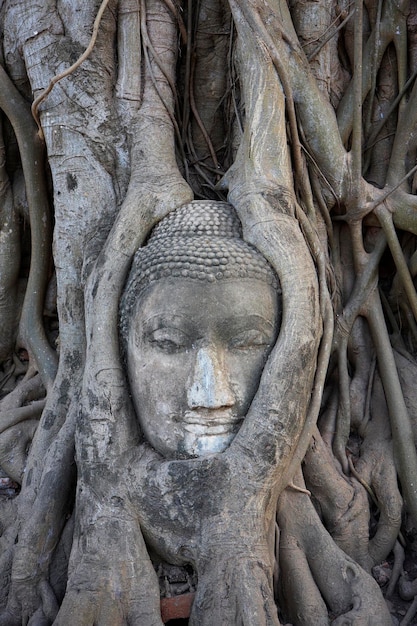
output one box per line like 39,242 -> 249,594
132,277 -> 278,331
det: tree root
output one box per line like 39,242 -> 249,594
353,375 -> 403,567
0,400 -> 45,436
0,356 -> 27,399
367,293 -> 417,526
304,426 -> 374,569
0,372 -> 46,482
304,364 -> 403,572
0,126 -> 20,362
0,372 -> 44,411
399,574 -> 417,603
0,66 -> 57,388
386,540 -> 405,600
400,596 -> 417,626
0,420 -> 38,484
277,478 -> 392,625
0,497 -> 17,610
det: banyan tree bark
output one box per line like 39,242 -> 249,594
0,0 -> 417,624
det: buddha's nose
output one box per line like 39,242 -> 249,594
187,346 -> 234,409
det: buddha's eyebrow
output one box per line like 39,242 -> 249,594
141,315 -> 192,331
221,315 -> 276,332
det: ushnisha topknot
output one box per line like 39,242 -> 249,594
119,200 -> 280,342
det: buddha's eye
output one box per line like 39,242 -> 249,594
229,329 -> 271,350
147,328 -> 189,353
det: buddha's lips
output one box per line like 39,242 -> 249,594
179,410 -> 243,434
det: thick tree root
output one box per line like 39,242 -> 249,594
277,478 -> 391,625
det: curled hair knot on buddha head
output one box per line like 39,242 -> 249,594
119,200 -> 281,350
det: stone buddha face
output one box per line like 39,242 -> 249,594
121,201 -> 280,459
126,277 -> 278,458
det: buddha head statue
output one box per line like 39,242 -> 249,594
120,201 -> 281,459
